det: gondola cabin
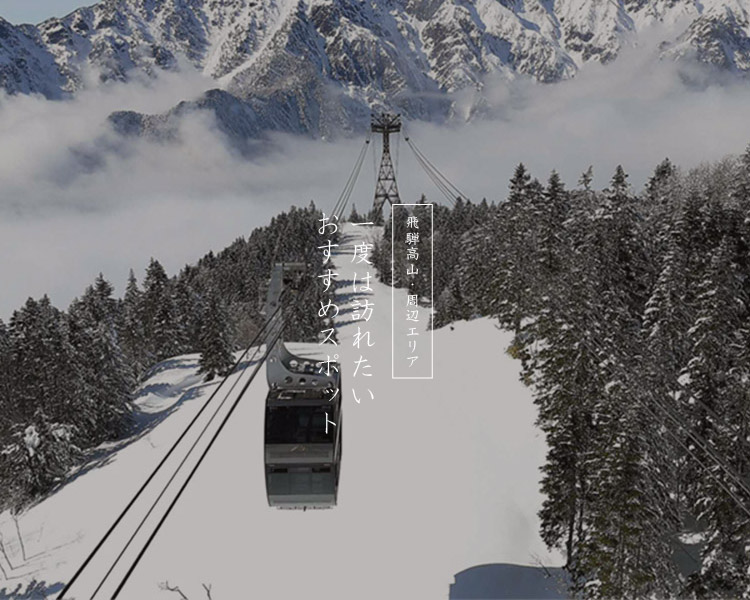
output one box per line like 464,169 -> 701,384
263,264 -> 343,510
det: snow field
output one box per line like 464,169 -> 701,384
1,223 -> 560,599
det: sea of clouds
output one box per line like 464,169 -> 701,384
1,29 -> 750,318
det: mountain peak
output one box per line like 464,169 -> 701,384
2,0 -> 749,140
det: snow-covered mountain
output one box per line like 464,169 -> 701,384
0,18 -> 66,98
2,0 -> 750,138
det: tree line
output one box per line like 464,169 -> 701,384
376,150 -> 750,598
0,203 -> 328,513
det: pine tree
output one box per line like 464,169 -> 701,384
730,143 -> 750,209
68,277 -> 134,444
495,164 -> 536,333
172,277 -> 200,353
457,211 -> 503,318
536,170 -> 569,282
645,158 -> 676,203
198,294 -> 234,381
9,297 -> 78,424
142,258 -> 182,361
432,278 -> 469,329
578,165 -> 593,191
0,318 -> 11,422
609,165 -> 629,198
0,319 -> 14,508
529,242 -> 604,590
681,237 -> 750,598
5,297 -> 81,505
372,216 -> 394,285
119,269 -> 151,379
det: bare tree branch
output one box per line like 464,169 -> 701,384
157,579 -> 215,599
159,581 -> 189,599
530,552 -> 552,578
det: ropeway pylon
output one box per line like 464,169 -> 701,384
370,112 -> 402,222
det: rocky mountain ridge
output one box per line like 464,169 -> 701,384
1,0 -> 749,140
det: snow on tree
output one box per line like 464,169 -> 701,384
401,150 -> 750,598
142,258 -> 182,361
68,275 -> 134,444
198,293 -> 234,382
119,269 -> 151,379
577,165 -> 593,191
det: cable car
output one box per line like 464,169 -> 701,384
263,264 -> 343,509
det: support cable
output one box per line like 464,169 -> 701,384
88,307 -> 284,598
337,138 -> 370,220
405,136 -> 470,205
105,169 -> 356,597
401,125 -> 750,517
408,143 -> 457,207
332,136 -> 370,219
56,301 -> 285,599
111,324 -> 285,598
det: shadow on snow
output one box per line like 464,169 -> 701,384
25,354 -> 260,510
449,563 -> 569,599
0,579 -> 64,599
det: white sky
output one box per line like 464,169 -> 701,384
0,0 -> 86,24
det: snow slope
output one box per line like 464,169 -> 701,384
0,223 -> 561,599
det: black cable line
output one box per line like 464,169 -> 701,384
107,180 -> 354,597
573,296 -> 750,502
408,144 -> 455,206
56,302 -> 284,600
406,137 -> 469,204
88,308 -> 284,598
332,137 -> 370,219
338,139 -> 370,220
408,143 -> 460,208
641,398 -> 750,520
340,140 -> 371,219
60,129 -> 360,597
111,325 -> 286,598
401,132 -> 455,206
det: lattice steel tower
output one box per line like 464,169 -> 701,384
371,112 -> 402,221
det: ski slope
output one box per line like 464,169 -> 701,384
0,223 -> 562,599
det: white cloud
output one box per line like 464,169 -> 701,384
1,33 -> 750,319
